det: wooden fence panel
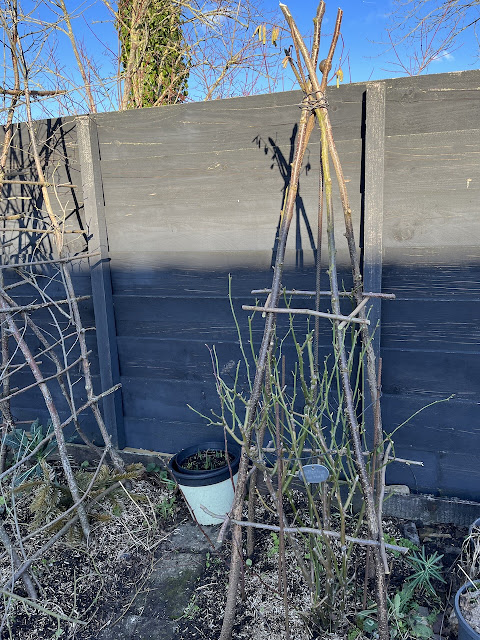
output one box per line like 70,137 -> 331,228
94,86 -> 363,452
2,69 -> 479,500
379,72 -> 480,499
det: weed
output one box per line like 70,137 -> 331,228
405,547 -> 445,598
267,532 -> 280,558
347,627 -> 361,640
384,532 -> 419,558
358,545 -> 444,638
176,595 -> 200,621
205,551 -> 221,569
146,463 -> 176,489
155,495 -> 176,520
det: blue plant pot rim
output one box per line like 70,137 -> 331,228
169,441 -> 241,487
454,580 -> 480,640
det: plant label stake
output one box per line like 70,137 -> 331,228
299,464 -> 329,484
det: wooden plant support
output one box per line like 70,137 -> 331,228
219,3 -> 392,639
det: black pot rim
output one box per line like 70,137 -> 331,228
169,441 -> 241,487
172,441 -> 238,475
454,580 -> 480,640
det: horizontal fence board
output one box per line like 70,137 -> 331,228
0,296 -> 95,327
382,393 -> 479,456
383,130 -> 480,249
382,247 -> 480,300
112,294 -> 357,342
120,376 -> 221,423
381,299 -> 480,350
436,451 -> 480,498
381,348 -> 480,399
123,418 -> 226,453
2,276 -> 93,300
109,253 -> 355,291
7,333 -> 100,377
102,172 -> 361,260
116,336 -> 336,382
98,135 -> 363,180
95,84 -> 366,154
385,71 -> 480,136
9,372 -> 103,406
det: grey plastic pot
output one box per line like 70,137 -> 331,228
169,441 -> 241,526
454,580 -> 480,640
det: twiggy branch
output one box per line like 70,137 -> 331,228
0,251 -> 99,271
0,297 -> 91,539
203,509 -> 409,554
0,520 -> 37,600
3,227 -> 84,235
0,352 -> 89,402
242,304 -> 370,325
251,288 -> 395,299
0,295 -> 90,315
0,179 -> 76,187
0,88 -> 67,97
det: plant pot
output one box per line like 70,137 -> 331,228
454,580 -> 480,640
169,441 -> 241,526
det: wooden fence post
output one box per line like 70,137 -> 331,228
363,82 -> 386,428
76,115 -> 125,449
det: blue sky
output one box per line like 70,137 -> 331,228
270,0 -> 479,82
24,0 -> 480,114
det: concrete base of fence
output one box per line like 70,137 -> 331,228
382,492 -> 480,527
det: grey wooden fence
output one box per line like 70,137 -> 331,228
3,69 -> 480,500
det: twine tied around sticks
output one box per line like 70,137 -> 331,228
298,90 -> 328,111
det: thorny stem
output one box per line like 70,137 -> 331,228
246,367 -> 271,558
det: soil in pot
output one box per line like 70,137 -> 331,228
181,448 -> 234,472
460,586 -> 480,634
